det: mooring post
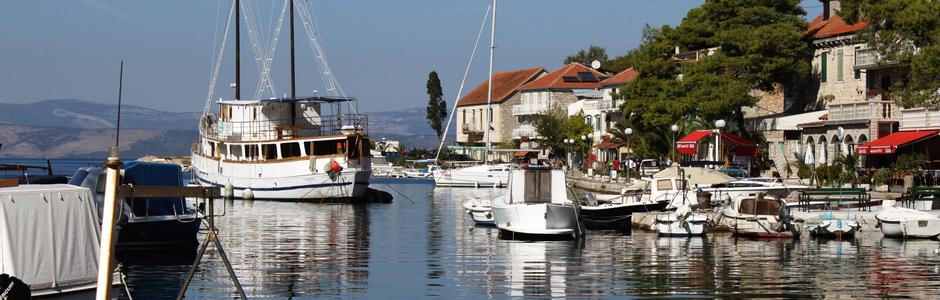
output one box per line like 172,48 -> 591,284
95,146 -> 122,300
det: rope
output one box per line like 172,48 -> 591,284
380,183 -> 416,205
204,0 -> 235,115
434,3 -> 492,161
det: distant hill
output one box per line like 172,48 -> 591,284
0,99 -> 200,130
0,99 -> 454,157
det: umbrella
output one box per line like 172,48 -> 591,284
819,144 -> 828,165
841,142 -> 850,157
653,166 -> 735,186
804,144 -> 814,165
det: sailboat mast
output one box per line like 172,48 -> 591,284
289,0 -> 297,126
235,0 -> 241,100
484,0 -> 496,164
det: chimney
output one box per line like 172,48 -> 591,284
822,0 -> 840,21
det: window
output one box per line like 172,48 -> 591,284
262,144 -> 278,160
280,142 -> 301,159
595,114 -> 601,130
303,141 -> 313,156
656,179 -> 674,191
586,116 -> 593,126
837,49 -> 844,81
462,109 -> 466,124
854,46 -> 862,79
820,52 -> 828,83
312,140 -> 343,156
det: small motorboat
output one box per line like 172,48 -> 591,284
717,193 -> 801,238
463,197 -> 495,226
491,166 -> 583,240
805,213 -> 860,239
653,204 -> 708,236
432,164 -> 510,187
577,177 -> 687,231
876,201 -> 940,239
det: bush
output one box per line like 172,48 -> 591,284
874,168 -> 892,187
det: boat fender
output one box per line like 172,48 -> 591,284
243,188 -> 254,200
0,274 -> 30,299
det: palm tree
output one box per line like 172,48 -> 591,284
833,153 -> 860,186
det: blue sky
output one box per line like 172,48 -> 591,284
0,1 -> 822,113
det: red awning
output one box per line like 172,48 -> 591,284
856,130 -> 939,155
676,130 -> 758,156
594,141 -> 624,149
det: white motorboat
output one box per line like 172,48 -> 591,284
653,205 -> 708,236
433,164 -> 510,187
463,197 -> 495,226
577,177 -> 687,230
717,193 -> 801,238
191,0 -> 371,200
876,201 -> 940,239
491,166 -> 584,240
805,213 -> 860,239
371,155 -> 403,178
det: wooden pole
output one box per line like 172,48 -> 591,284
95,146 -> 122,300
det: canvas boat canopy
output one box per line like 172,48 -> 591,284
218,95 -> 356,105
676,130 -> 758,157
855,130 -> 939,155
0,184 -> 100,292
593,141 -> 624,149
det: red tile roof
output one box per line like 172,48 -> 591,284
456,67 -> 547,107
600,68 -> 638,87
520,63 -> 607,91
805,14 -> 868,40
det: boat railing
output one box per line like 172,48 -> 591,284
200,113 -> 368,142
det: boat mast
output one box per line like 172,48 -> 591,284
484,0 -> 496,164
289,0 -> 297,126
235,0 -> 241,100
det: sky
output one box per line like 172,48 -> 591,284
0,1 -> 822,113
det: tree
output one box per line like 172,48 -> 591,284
425,71 -> 447,138
612,0 -> 809,153
840,0 -> 940,108
564,45 -> 609,66
530,105 -> 591,157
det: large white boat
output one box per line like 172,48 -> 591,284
491,166 -> 584,240
433,164 -> 511,187
191,0 -> 371,200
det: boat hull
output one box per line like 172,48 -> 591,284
654,212 -> 708,236
118,218 -> 201,248
464,199 -> 495,226
433,165 -> 510,187
878,220 -> 940,238
492,202 -> 580,240
193,154 -> 370,200
580,201 -> 668,230
808,220 -> 859,239
727,215 -> 800,238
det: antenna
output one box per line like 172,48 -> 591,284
590,60 -> 601,69
115,61 -> 124,148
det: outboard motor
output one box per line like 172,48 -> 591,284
0,274 -> 30,299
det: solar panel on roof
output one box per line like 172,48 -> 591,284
562,76 -> 580,82
577,72 -> 598,82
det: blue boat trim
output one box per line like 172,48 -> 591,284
195,174 -> 364,191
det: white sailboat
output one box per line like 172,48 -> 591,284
191,0 -> 371,200
431,0 -> 509,188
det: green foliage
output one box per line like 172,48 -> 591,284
841,0 -> 940,108
873,168 -> 893,186
530,106 -> 592,156
425,71 -> 447,138
833,153 -> 860,186
893,152 -> 927,174
564,45 -> 609,66
792,152 -> 813,180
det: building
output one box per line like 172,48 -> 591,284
797,0 -> 906,167
513,63 -> 607,151
454,67 -> 547,160
568,68 -> 639,162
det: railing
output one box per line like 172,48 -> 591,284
827,101 -> 899,122
855,48 -> 899,69
512,102 -> 550,115
597,99 -> 623,111
201,113 -> 368,142
512,124 -> 539,139
901,108 -> 940,130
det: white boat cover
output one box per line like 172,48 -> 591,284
876,206 -> 940,222
0,184 -> 100,290
653,167 -> 735,186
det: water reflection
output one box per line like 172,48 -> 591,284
115,180 -> 940,298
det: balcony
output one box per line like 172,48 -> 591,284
597,99 -> 624,112
512,124 -> 539,139
901,108 -> 940,130
827,101 -> 900,123
461,123 -> 484,134
855,48 -> 900,70
512,102 -> 550,116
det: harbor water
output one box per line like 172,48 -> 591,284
5,160 -> 940,298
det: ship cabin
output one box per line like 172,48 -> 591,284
196,96 -> 370,166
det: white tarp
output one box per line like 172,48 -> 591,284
653,166 -> 736,186
0,184 -> 100,291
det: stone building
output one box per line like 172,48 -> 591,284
454,67 -> 547,160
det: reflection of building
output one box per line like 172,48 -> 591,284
454,68 -> 547,161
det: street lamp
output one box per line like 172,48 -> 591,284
625,128 -> 633,183
670,124 -> 679,164
714,119 -> 726,165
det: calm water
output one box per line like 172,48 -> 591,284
6,160 -> 940,298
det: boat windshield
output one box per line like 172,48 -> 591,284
738,197 -> 782,216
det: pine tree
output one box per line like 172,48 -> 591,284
426,71 -> 447,138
